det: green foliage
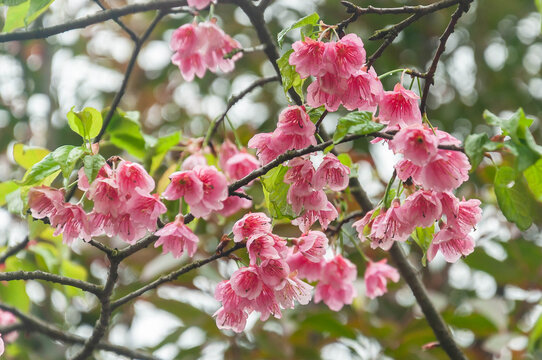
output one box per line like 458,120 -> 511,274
276,12 -> 319,48
0,258 -> 31,312
493,166 -> 533,231
107,110 -> 147,159
277,49 -> 304,101
333,111 -> 385,143
529,312 -> 542,355
536,0 -> 542,31
464,133 -> 502,171
0,181 -> 18,206
261,165 -> 295,220
2,0 -> 55,33
61,259 -> 88,297
20,152 -> 61,185
524,158 -> 542,202
67,107 -> 103,141
299,312 -> 357,339
12,143 -> 49,170
337,153 -> 352,168
146,131 -> 182,175
411,225 -> 435,266
83,154 -> 106,184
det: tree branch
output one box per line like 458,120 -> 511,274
0,304 -> 159,360
0,237 -> 29,265
111,242 -> 246,309
420,0 -> 473,114
92,0 -> 138,42
0,271 -> 102,294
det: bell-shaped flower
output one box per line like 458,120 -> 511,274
364,259 -> 400,299
154,216 -> 199,258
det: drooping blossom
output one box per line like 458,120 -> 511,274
364,259 -> 400,299
313,153 -> 350,191
248,133 -> 280,165
400,190 -> 442,228
162,170 -> 204,203
342,67 -> 384,111
219,139 -> 239,171
287,183 -> 328,215
323,34 -> 366,78
50,203 -> 91,245
270,106 -> 317,153
246,232 -> 285,264
307,72 -> 346,112
291,201 -> 338,233
294,231 -> 328,262
215,280 -> 249,310
224,152 -> 260,181
87,177 -> 121,216
284,157 -> 315,185
258,258 -> 290,290
427,228 -> 475,263
126,189 -> 167,231
286,250 -> 324,282
28,186 -> 64,219
116,213 -> 148,244
213,307 -> 248,333
230,266 -> 263,300
116,160 -> 155,195
353,209 -> 376,243
447,198 -> 482,235
181,152 -> 207,170
289,37 -> 327,78
187,0 -> 216,10
189,166 -> 228,217
154,216 -> 199,258
275,273 -> 313,309
388,125 -> 439,166
232,212 -> 272,242
378,83 -> 422,128
314,255 -> 357,311
251,284 -> 283,321
367,202 -> 413,250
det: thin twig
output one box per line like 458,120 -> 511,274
111,242 -> 246,309
326,210 -> 365,237
0,304 -> 158,360
420,0 -> 473,114
314,110 -> 328,133
0,237 -> 29,265
0,270 -> 102,294
92,0 -> 138,42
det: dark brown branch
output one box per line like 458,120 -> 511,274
342,0 -> 461,16
205,75 -> 280,146
0,237 -> 29,265
326,210 -> 365,237
0,304 -> 158,360
314,110 -> 329,133
92,0 -> 139,42
420,0 -> 473,114
111,242 -> 246,309
0,271 -> 102,294
0,0 -> 189,43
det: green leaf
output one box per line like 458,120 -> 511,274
277,12 -> 319,48
411,225 -> 435,266
529,312 -> 542,354
6,188 -> 24,215
25,0 -> 54,23
464,133 -> 501,171
146,131 -> 181,175
307,106 -> 325,124
51,145 -> 76,178
107,110 -> 147,159
276,49 -> 304,101
30,243 -> 59,272
536,0 -> 542,32
524,158 -> 542,202
61,259 -> 88,297
3,1 -> 29,32
333,111 -> 385,143
300,312 -> 356,339
0,181 -> 19,206
261,165 -> 296,220
83,154 -> 106,185
337,153 -> 352,168
12,143 -> 50,170
67,107 -> 103,140
21,152 -> 61,185
494,166 -> 533,231
63,146 -> 86,179
0,0 -> 28,5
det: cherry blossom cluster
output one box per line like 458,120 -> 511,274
290,35 -> 384,112
170,19 -> 242,82
214,212 -> 358,332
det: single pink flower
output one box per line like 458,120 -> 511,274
314,255 -> 357,311
126,189 -> 167,231
313,153 -> 350,191
248,132 -> 281,165
324,34 -> 366,78
286,250 -> 323,282
388,125 -> 439,166
378,83 -> 422,128
291,201 -> 338,233
232,212 -> 272,243
250,285 -> 282,321
87,177 -> 122,216
172,53 -> 206,82
400,190 -> 442,228
181,153 -> 207,171
289,37 -> 326,78
225,152 -> 260,181
162,170 -> 204,203
88,211 -> 118,237
307,73 -> 345,112
154,216 -> 199,257
213,307 -> 248,333
0,310 -> 18,343
287,183 -> 328,215
257,258 -> 290,290
284,157 -> 315,185
342,67 -> 384,111
170,23 -> 199,55
370,202 -> 413,250
187,0 -> 216,10
276,273 -> 313,309
28,186 -> 64,219
438,191 -> 460,221
230,266 -> 263,300
219,139 -> 239,172
50,203 -> 91,245
353,209 -> 376,243
218,192 -> 252,217
295,231 -> 329,262
427,228 -> 475,263
116,161 -> 155,195
277,106 -> 315,135
364,259 -> 400,299
246,232 -> 282,264
417,150 -> 471,192
116,213 -> 148,244
447,198 -> 482,236
214,280 -> 249,310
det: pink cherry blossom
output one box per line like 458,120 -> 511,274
271,107 -> 317,153
257,258 -> 289,290
181,153 -> 207,171
353,209 -> 376,243
307,72 -> 345,112
224,152 -> 260,181
394,159 -> 422,183
246,232 -> 282,264
284,157 -> 315,185
230,266 -> 263,300
417,150 -> 471,192
154,216 -> 199,257
0,310 -> 18,343
170,23 -> 199,57
218,192 -> 252,217
87,177 -> 121,216
364,259 -> 400,299
162,170 -> 204,203
447,198 -> 482,235
287,183 -> 328,215
276,274 -> 313,309
219,139 -> 239,171
324,34 -> 366,78
438,191 -> 460,221
116,213 -> 148,244
172,53 -> 206,82
116,161 -> 155,195
248,132 -> 281,165
127,189 -> 167,231
88,211 -> 118,237
50,203 -> 91,245
342,67 -> 384,111
187,0 -> 216,10
213,307 -> 248,333
251,284 -> 282,321
28,186 -> 64,219
314,255 -> 357,311
388,125 -> 439,166
313,153 -> 350,191
427,228 -> 475,263
378,83 -> 422,128
77,164 -> 112,192
295,231 -> 328,262
289,37 -> 326,78
232,212 -> 272,242
400,190 -> 442,228
370,202 -> 414,250
215,280 -> 249,310
286,250 -> 323,282
291,201 -> 338,233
